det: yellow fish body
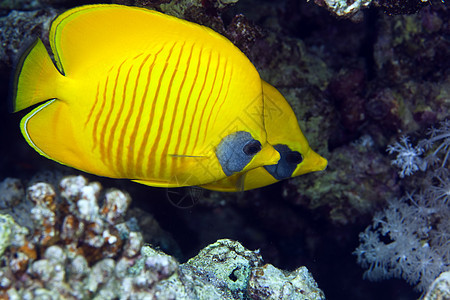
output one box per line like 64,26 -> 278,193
200,81 -> 327,191
12,4 -> 281,187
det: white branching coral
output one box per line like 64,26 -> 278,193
355,120 -> 450,292
387,120 -> 450,178
387,136 -> 426,177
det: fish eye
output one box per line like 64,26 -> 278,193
243,140 -> 261,156
286,151 -> 302,164
264,144 -> 303,180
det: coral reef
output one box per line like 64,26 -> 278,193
0,176 -> 325,299
373,0 -> 429,15
0,0 -> 448,299
314,0 -> 372,18
246,0 -> 449,228
0,175 -> 138,297
313,0 -> 431,19
181,239 -> 324,299
113,0 -> 232,36
0,178 -> 24,209
354,121 -> 450,292
424,271 -> 450,300
284,135 -> 399,225
370,5 -> 449,130
0,0 -> 41,10
0,9 -> 59,71
248,263 -> 325,299
113,0 -> 262,57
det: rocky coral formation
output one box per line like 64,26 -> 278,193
242,0 -> 448,227
313,0 -> 431,19
373,0 -> 429,15
248,263 -> 325,299
0,0 -> 41,10
0,9 -> 59,71
284,135 -> 399,225
0,176 -> 324,299
314,0 -> 372,18
370,6 -> 449,129
112,0 -> 263,57
113,0 -> 238,29
424,271 -> 450,300
0,175 -> 138,298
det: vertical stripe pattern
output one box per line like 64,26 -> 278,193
20,5 -> 273,189
82,40 -> 235,182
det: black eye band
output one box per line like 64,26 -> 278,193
286,151 -> 303,164
264,144 -> 303,180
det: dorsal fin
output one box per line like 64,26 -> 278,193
48,4 -> 232,76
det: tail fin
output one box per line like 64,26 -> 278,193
11,38 -> 63,112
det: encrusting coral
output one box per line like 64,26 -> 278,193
424,271 -> 450,300
0,175 -> 324,299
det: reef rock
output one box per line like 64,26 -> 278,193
0,176 -> 324,299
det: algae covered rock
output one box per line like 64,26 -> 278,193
0,176 -> 325,299
179,239 -> 324,299
424,271 -> 450,300
182,238 -> 263,299
248,264 -> 325,300
0,9 -> 58,69
0,214 -> 28,257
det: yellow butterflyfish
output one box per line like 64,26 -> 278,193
201,81 -> 327,191
12,4 -> 282,187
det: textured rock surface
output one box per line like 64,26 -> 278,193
0,9 -> 58,70
0,176 -> 324,299
424,271 -> 450,300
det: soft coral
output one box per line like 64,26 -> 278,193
354,120 -> 450,292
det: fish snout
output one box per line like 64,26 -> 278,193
293,148 -> 327,177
